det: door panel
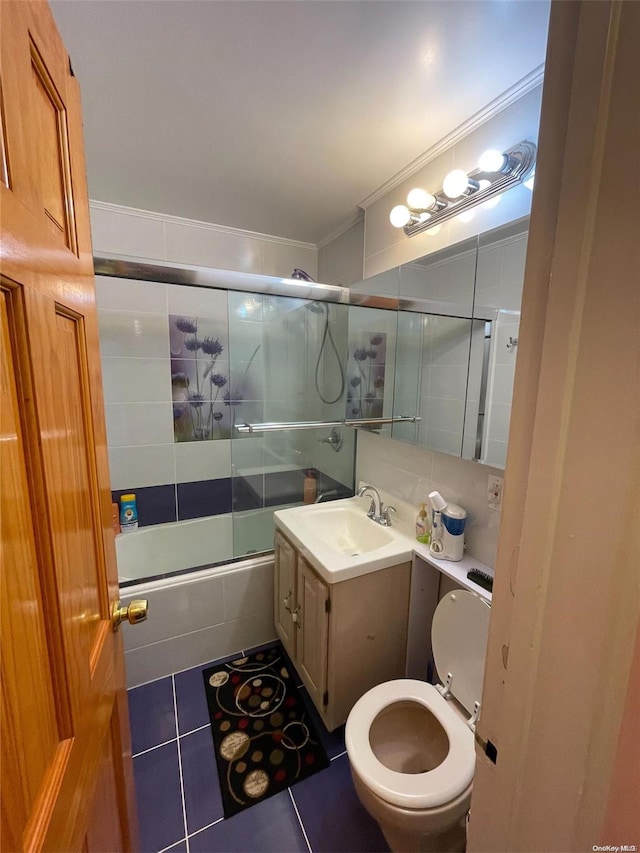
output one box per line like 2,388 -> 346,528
85,723 -> 124,853
274,531 -> 297,657
0,289 -> 61,850
28,37 -> 77,249
0,2 -> 137,849
296,557 -> 329,709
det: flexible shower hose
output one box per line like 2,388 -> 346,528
314,302 -> 345,405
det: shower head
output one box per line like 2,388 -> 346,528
291,268 -> 316,282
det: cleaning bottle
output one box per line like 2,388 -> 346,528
119,493 -> 138,533
416,503 -> 430,544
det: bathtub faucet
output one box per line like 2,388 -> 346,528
315,489 -> 338,503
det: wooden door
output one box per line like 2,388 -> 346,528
274,531 -> 297,658
468,1 -> 640,850
0,2 -> 138,850
295,557 -> 329,713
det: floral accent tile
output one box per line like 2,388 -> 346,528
170,314 -> 253,441
346,332 -> 387,421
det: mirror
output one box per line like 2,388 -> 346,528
468,218 -> 528,467
348,217 -> 528,468
345,304 -> 398,438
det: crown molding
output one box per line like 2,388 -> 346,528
317,211 -> 365,250
88,200 -> 317,251
358,64 -> 545,210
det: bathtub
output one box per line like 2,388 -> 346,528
117,521 -> 276,687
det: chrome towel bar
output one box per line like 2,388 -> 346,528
235,416 -> 420,434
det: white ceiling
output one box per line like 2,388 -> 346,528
50,0 -> 550,245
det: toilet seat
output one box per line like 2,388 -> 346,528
345,679 -> 475,810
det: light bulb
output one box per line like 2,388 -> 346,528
418,211 -> 432,223
407,188 -> 436,211
442,169 -> 471,199
478,149 -> 507,173
458,209 -> 475,223
389,204 -> 411,228
524,172 -> 535,190
478,179 -> 491,191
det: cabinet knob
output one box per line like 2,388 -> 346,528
283,590 -> 292,612
292,605 -> 301,628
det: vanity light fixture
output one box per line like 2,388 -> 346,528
389,140 -> 536,237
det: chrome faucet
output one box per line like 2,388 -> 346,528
357,485 -> 396,527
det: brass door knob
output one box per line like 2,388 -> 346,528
111,598 -> 149,631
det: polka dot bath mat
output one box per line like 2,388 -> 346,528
203,643 -> 330,818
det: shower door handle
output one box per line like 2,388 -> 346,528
111,598 -> 149,631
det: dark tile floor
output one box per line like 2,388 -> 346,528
128,644 -> 390,853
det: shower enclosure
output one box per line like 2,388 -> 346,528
96,268 -> 357,585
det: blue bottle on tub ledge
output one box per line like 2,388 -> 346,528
119,493 -> 138,533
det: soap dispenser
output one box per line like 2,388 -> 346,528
416,504 -> 430,544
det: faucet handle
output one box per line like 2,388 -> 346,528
381,505 -> 396,526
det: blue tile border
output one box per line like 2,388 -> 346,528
113,468 -> 353,528
112,485 -> 176,527
177,478 -> 232,520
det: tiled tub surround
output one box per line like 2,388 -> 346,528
97,276 -> 355,565
120,559 -> 277,688
111,467 -> 351,531
128,644 -> 389,853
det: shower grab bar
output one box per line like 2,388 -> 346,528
236,416 -> 421,434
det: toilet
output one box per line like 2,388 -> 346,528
345,589 -> 491,853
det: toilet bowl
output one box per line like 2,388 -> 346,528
345,589 -> 490,852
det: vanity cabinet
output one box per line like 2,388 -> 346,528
274,528 -> 411,731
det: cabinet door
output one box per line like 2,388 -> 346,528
274,531 -> 297,657
296,557 -> 329,712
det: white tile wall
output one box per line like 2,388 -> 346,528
90,201 -> 318,280
261,239 -> 317,280
318,219 -> 365,286
121,557 -> 276,687
97,310 -> 169,358
124,611 -> 276,688
167,283 -> 229,320
108,444 -> 176,491
105,402 -> 175,447
90,205 -> 167,260
174,440 -> 232,483
356,429 -> 504,567
102,357 -> 172,403
115,515 -> 234,582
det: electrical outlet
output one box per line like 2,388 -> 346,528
487,475 -> 503,510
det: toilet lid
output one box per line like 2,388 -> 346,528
345,680 -> 475,809
432,590 -> 491,715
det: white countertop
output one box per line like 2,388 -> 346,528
412,544 -> 494,602
274,495 -> 494,596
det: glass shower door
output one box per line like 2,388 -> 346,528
227,292 -> 356,557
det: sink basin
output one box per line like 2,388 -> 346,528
274,498 -> 414,584
296,506 -> 394,556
